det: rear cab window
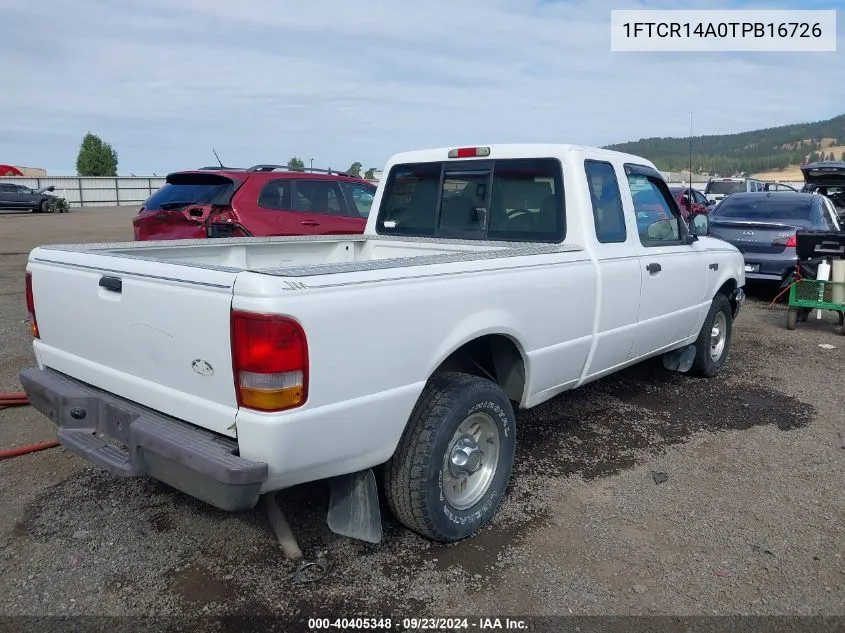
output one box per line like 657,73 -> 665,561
145,173 -> 237,211
375,158 -> 565,242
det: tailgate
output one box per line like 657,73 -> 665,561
28,246 -> 240,437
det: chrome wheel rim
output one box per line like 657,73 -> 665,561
710,311 -> 727,362
442,412 -> 500,510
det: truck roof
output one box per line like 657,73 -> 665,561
385,144 -> 659,171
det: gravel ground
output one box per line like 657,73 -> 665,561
0,207 -> 843,627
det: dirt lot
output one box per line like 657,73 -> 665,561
0,207 -> 843,625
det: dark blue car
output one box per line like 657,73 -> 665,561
708,192 -> 841,284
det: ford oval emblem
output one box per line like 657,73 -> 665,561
191,359 -> 214,376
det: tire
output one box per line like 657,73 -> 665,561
383,371 -> 517,543
787,308 -> 798,331
41,200 -> 54,214
691,293 -> 734,377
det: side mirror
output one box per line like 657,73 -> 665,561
691,213 -> 709,236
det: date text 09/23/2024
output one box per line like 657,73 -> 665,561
308,617 -> 529,630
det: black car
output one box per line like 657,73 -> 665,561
708,192 -> 841,284
800,161 -> 845,222
0,182 -> 69,213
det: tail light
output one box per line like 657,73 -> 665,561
25,272 -> 39,339
207,208 -> 250,238
772,234 -> 797,248
209,208 -> 237,225
231,310 -> 308,412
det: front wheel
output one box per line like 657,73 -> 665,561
691,293 -> 733,377
383,372 -> 517,543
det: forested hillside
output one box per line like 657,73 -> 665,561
604,114 -> 845,176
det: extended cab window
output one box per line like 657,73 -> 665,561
376,158 -> 564,242
625,170 -> 682,246
585,160 -> 626,243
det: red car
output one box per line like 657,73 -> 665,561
133,165 -> 377,241
668,186 -> 711,220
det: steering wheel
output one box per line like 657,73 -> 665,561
506,208 -> 531,218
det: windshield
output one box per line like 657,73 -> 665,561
712,196 -> 816,225
144,174 -> 236,211
705,180 -> 745,195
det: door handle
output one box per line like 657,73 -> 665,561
646,262 -> 662,274
300,221 -> 320,226
155,213 -> 167,221
709,263 -> 719,270
98,276 -> 122,293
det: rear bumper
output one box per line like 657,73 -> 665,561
742,252 -> 796,284
19,366 -> 268,511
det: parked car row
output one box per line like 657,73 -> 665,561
708,191 -> 841,285
667,165 -> 845,286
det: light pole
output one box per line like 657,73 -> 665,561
310,158 -> 314,171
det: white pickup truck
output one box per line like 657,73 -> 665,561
20,144 -> 745,544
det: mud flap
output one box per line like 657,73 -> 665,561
327,468 -> 383,544
662,344 -> 697,373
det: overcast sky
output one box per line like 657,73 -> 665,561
1,0 -> 842,175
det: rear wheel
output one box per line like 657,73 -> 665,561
787,307 -> 798,330
383,372 -> 516,543
691,293 -> 733,377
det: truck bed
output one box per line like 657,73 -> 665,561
27,234 -> 583,443
35,234 -> 578,277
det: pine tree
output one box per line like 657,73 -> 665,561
76,132 -> 118,176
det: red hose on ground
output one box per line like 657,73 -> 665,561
0,440 -> 60,460
0,391 -> 30,405
0,390 -> 61,459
